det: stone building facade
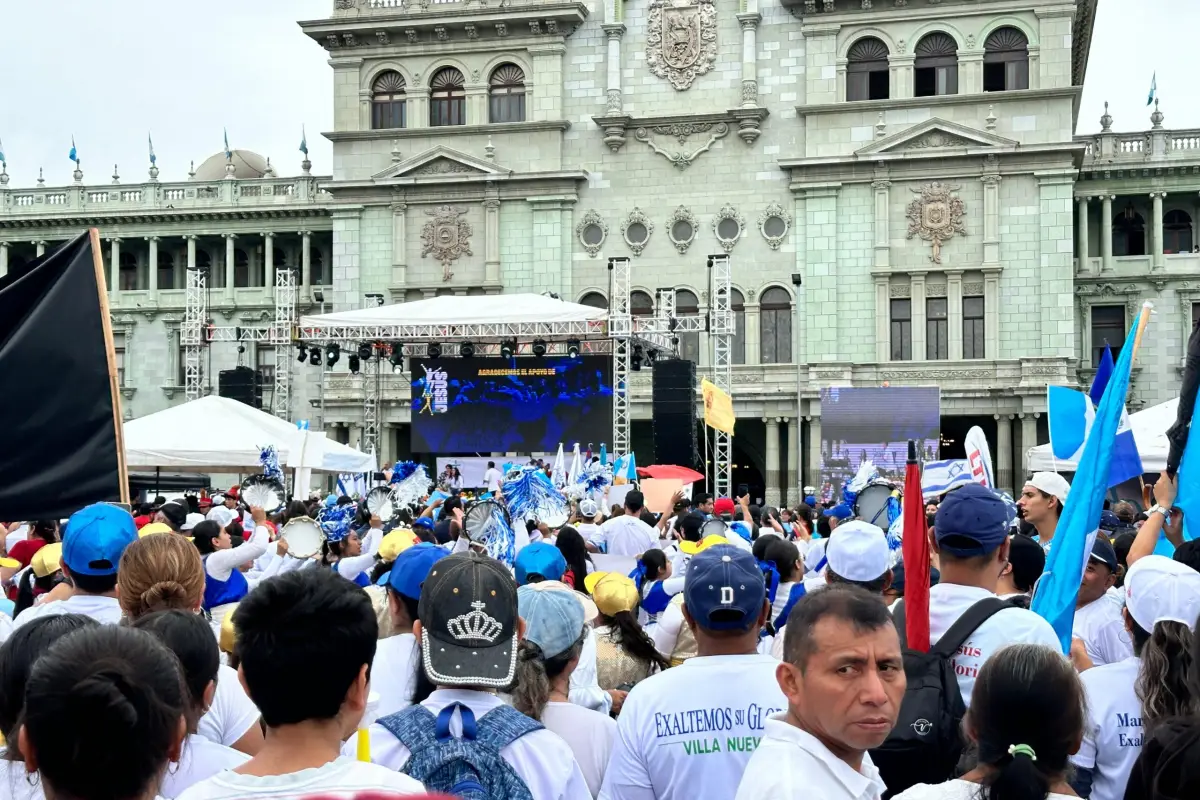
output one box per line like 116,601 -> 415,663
11,0 -> 1197,507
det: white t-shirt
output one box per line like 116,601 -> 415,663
0,755 -> 43,800
1073,596 -> 1133,667
922,583 -> 1061,707
770,581 -> 798,625
893,779 -> 1075,800
735,715 -> 886,800
13,594 -> 123,627
0,612 -> 13,646
174,756 -> 423,800
541,701 -> 617,798
577,522 -> 602,544
1071,656 -> 1144,800
372,632 -> 419,720
196,665 -> 260,749
160,734 -> 249,799
596,516 -> 659,556
598,653 -> 786,800
348,688 -> 592,800
483,467 -> 504,493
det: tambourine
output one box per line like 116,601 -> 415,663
280,516 -> 324,559
464,499 -> 511,545
364,486 -> 396,522
240,475 -> 286,514
854,482 -> 895,528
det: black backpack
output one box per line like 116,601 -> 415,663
870,597 -> 1009,798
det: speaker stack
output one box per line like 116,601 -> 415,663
218,365 -> 263,410
652,359 -> 699,468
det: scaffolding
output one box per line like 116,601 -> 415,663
608,257 -> 632,455
708,254 -> 734,500
272,268 -> 297,420
182,266 -> 207,401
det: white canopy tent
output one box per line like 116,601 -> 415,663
124,396 -> 376,474
1026,397 -> 1177,474
299,293 -> 608,330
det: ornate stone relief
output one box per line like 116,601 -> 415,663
889,283 -> 911,298
759,203 -> 790,250
905,183 -> 966,265
926,283 -> 947,297
903,131 -> 974,150
622,208 -> 654,256
634,123 -> 729,169
412,159 -> 481,176
666,206 -> 698,254
963,281 -> 984,295
576,210 -> 609,257
713,205 -> 745,252
420,205 -> 473,281
646,0 -> 718,91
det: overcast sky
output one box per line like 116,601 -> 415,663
0,0 -> 1187,185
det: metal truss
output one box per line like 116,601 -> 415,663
609,257 -> 632,455
272,268 -> 297,421
298,319 -> 607,343
363,353 -> 381,462
403,341 -> 613,358
205,327 -> 276,342
708,254 -> 734,499
182,267 -> 207,401
654,288 -> 677,357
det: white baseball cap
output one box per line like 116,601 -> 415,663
826,520 -> 890,582
1026,472 -> 1070,502
578,499 -> 599,519
181,513 -> 205,532
1126,556 -> 1200,631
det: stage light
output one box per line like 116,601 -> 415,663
296,343 -> 308,363
428,343 -> 442,359
348,354 -> 361,374
388,347 -> 404,371
460,342 -> 475,358
308,346 -> 321,366
532,339 -> 547,357
325,343 -> 340,367
631,345 -> 644,371
566,338 -> 581,359
500,339 -> 516,359
357,343 -> 373,361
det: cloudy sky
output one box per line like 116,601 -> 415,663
0,0 -> 1186,185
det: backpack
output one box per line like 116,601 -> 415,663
377,701 -> 541,800
870,597 -> 1009,798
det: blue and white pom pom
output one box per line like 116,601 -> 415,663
317,502 -> 356,544
567,459 -> 613,501
477,505 -> 518,567
503,466 -> 569,526
259,446 -> 284,483
389,460 -> 432,509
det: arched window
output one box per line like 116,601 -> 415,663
371,71 -> 407,130
759,287 -> 792,364
489,63 -> 526,123
675,289 -> 700,363
234,248 -> 251,288
273,246 -> 288,269
984,27 -> 1029,92
579,291 -> 608,310
1165,210 -> 1194,254
1114,209 -> 1146,257
630,290 -> 655,317
157,251 -> 175,290
730,288 -> 746,365
118,252 -> 139,291
430,67 -> 466,127
310,249 -> 327,286
847,37 -> 890,102
914,32 -> 958,97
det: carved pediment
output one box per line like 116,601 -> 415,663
855,118 -> 1019,157
373,146 -> 506,181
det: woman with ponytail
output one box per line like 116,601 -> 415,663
512,585 -> 615,797
894,643 -> 1083,800
1070,555 -> 1200,800
586,571 -> 668,691
630,548 -> 683,630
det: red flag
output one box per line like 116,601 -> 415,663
902,439 -> 931,652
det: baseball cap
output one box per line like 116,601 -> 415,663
1089,537 -> 1119,573
823,504 -> 852,520
1026,472 -> 1070,502
713,497 -> 735,517
138,522 -> 174,538
578,499 -> 599,519
382,541 -> 447,597
1125,555 -> 1200,631
683,544 -> 766,631
679,532 -> 729,555
62,503 -> 138,576
412,517 -> 435,532
181,513 -> 205,532
826,520 -> 890,582
418,551 -> 519,688
890,563 -> 941,594
226,486 -> 240,500
935,483 -> 1012,557
517,584 -> 586,660
584,571 -> 641,616
1098,510 -> 1122,533
1007,534 -> 1046,592
159,500 -> 189,530
514,542 -> 567,585
521,579 -> 598,621
379,528 -> 420,563
31,543 -> 64,579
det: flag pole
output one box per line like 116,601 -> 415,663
90,228 -> 129,505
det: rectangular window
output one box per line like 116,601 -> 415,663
257,346 -> 276,389
926,297 -> 949,360
372,101 -> 406,130
1090,305 -> 1126,364
963,296 -> 986,359
1192,301 -> 1200,331
113,331 -> 126,387
431,97 -> 466,127
489,94 -> 525,124
984,60 -> 1029,92
732,310 -> 746,365
174,330 -> 186,386
890,299 -> 912,361
914,65 -> 958,97
847,70 -> 889,102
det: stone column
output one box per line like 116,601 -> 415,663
947,270 -> 964,360
484,196 -> 501,284
737,11 -> 760,107
786,417 -> 799,506
1152,191 -> 1166,270
746,301 -> 761,365
224,233 -> 236,293
186,235 -> 197,273
147,236 -> 159,292
34,241 -> 45,257
1019,412 -> 1038,473
602,24 -> 626,115
911,273 -> 927,360
263,232 -> 275,291
996,413 -> 1013,495
0,242 -> 8,278
110,237 -> 122,293
874,275 -> 889,361
1101,195 -> 1114,272
873,178 -> 891,268
301,230 -> 312,287
391,204 -> 407,287
981,173 -> 1001,266
765,417 -> 781,506
1077,196 -> 1090,273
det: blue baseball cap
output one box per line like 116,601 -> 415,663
412,517 -> 435,532
381,542 -> 447,597
517,584 -> 586,659
514,542 -> 567,586
823,504 -> 852,520
683,544 -> 766,631
935,483 -> 1011,557
1098,510 -> 1122,532
62,503 -> 138,576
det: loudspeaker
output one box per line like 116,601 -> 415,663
652,359 -> 698,468
219,366 -> 263,409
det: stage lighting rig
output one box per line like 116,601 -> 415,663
532,339 -> 547,357
428,343 -> 442,359
388,347 -> 404,372
631,345 -> 644,371
566,339 -> 581,359
348,354 -> 361,374
296,343 -> 308,363
357,342 -> 373,361
308,346 -> 321,366
325,343 -> 341,367
460,342 -> 475,358
500,339 -> 517,359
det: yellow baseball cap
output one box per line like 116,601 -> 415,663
219,607 -> 239,654
378,529 -> 420,563
0,557 -> 17,569
679,533 -> 729,555
138,522 -> 173,538
31,543 -> 64,579
584,571 -> 640,617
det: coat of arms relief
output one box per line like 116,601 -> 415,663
906,183 -> 966,265
420,205 -> 473,281
646,0 -> 717,91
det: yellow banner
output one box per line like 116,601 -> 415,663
701,378 -> 735,435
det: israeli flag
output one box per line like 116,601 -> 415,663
921,459 -> 974,500
1048,384 -> 1142,487
336,473 -> 367,498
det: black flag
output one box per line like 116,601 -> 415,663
0,230 -> 127,519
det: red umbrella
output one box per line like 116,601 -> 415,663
636,465 -> 706,484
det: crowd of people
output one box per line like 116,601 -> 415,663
0,467 -> 1198,800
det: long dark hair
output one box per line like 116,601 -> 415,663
13,571 -> 63,618
601,610 -> 669,671
29,521 -> 58,544
1132,617 -> 1198,731
555,527 -> 593,592
511,631 -> 586,721
398,592 -> 437,706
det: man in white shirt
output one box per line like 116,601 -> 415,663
994,533 -> 1045,608
1017,472 -> 1068,552
15,503 -> 137,627
1072,537 -> 1133,667
599,544 -> 786,800
593,490 -> 659,556
482,460 -> 504,493
737,585 -> 901,800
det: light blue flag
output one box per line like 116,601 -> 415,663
599,443 -> 608,467
625,451 -> 637,481
1047,385 -> 1142,487
224,128 -> 232,160
148,133 -> 156,166
68,137 -> 78,164
1032,306 -> 1145,653
0,137 -> 6,166
1147,72 -> 1157,106
300,126 -> 309,156
1172,399 -> 1200,548
920,459 -> 973,499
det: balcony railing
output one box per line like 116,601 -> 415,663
1079,126 -> 1200,165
